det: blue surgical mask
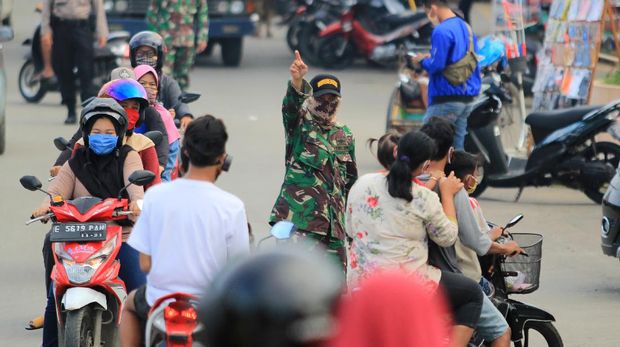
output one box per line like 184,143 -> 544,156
88,134 -> 118,155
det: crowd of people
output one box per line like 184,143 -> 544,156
27,0 -> 530,346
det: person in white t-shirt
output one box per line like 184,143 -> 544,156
120,115 -> 250,346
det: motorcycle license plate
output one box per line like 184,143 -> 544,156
50,222 -> 107,242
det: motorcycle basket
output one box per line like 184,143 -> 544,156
501,233 -> 543,294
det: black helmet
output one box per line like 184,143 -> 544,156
129,31 -> 165,72
199,248 -> 344,347
80,98 -> 128,149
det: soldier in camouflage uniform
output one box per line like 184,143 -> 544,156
270,51 -> 358,271
147,0 -> 208,90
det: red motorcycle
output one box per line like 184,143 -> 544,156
144,293 -> 204,347
315,0 -> 432,69
21,170 -> 154,346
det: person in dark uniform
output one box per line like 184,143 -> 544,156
41,0 -> 108,124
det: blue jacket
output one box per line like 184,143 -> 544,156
422,17 -> 481,105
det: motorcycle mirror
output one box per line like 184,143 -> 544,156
128,170 -> 156,187
271,221 -> 297,240
504,214 -> 524,230
143,131 -> 163,146
53,137 -> 71,151
179,92 -> 200,104
20,175 -> 43,191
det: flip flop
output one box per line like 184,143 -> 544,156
25,315 -> 44,330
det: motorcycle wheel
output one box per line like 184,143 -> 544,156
286,18 -> 302,52
523,321 -> 563,347
64,306 -> 95,347
297,22 -> 322,66
18,60 -> 47,103
583,141 -> 620,204
316,34 -> 355,70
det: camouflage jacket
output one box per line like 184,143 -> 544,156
269,80 -> 358,240
147,0 -> 209,48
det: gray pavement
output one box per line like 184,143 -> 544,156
1,2 -> 619,346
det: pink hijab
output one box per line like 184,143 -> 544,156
134,65 -> 180,144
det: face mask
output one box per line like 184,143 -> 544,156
303,96 -> 340,126
136,54 -> 157,69
466,176 -> 479,194
126,108 -> 141,130
89,134 -> 118,155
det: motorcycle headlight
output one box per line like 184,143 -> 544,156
108,41 -> 128,58
216,1 -> 229,14
115,0 -> 128,12
55,238 -> 117,284
230,1 -> 245,14
104,0 -> 114,12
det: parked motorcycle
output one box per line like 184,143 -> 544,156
465,95 -> 620,203
291,0 -> 344,66
478,215 -> 563,347
18,9 -> 130,103
600,124 -> 620,261
21,170 -> 155,346
144,293 -> 205,347
314,0 -> 432,69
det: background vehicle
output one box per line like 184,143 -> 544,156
104,0 -> 257,67
145,293 -> 205,347
21,171 -> 154,347
314,0 -> 431,69
18,22 -> 130,103
0,22 -> 13,155
601,124 -> 620,262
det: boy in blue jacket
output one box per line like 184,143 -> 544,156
413,0 -> 481,149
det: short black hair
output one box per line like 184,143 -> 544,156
422,0 -> 457,8
445,150 -> 481,181
183,115 -> 228,168
368,130 -> 402,170
420,117 -> 455,161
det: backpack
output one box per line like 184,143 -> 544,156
442,22 -> 478,86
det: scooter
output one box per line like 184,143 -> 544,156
144,293 -> 205,347
600,124 -> 620,261
314,0 -> 432,69
18,5 -> 130,103
478,215 -> 563,347
21,170 -> 155,346
465,97 -> 620,204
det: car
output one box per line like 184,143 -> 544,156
104,0 -> 258,66
0,22 -> 13,155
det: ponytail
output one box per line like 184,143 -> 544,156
386,131 -> 437,202
388,159 -> 414,201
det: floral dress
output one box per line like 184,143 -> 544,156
346,173 -> 458,288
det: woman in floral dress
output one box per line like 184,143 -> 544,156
346,130 -> 483,346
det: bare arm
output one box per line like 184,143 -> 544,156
139,253 -> 152,273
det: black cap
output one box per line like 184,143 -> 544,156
310,74 -> 341,97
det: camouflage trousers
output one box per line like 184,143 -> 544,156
290,230 -> 347,274
163,45 -> 196,90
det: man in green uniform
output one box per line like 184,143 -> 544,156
147,0 -> 208,90
270,51 -> 358,271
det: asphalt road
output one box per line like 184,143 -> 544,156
1,2 -> 619,346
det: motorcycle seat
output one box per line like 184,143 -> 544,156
526,105 -> 600,142
383,11 -> 428,27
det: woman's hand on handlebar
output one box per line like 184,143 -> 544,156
129,201 -> 142,221
503,240 -> 525,256
439,172 -> 463,196
49,166 -> 61,177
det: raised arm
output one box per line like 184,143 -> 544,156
283,51 -> 311,136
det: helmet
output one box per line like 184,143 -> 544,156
98,79 -> 149,110
199,248 -> 343,347
98,79 -> 149,129
80,98 -> 128,149
129,31 -> 165,72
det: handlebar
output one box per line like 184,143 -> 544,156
113,210 -> 134,217
26,213 -> 54,225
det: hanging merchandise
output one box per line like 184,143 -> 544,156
532,0 -> 619,111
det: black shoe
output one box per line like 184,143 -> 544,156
64,110 -> 77,125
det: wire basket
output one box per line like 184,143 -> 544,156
501,233 -> 543,294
